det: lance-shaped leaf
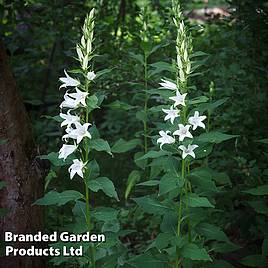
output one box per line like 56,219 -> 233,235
125,170 -> 141,200
181,243 -> 212,261
243,185 -> 268,196
88,177 -> 119,201
186,193 -> 215,208
88,138 -> 112,155
111,138 -> 141,153
33,190 -> 83,206
133,196 -> 172,215
196,131 -> 238,144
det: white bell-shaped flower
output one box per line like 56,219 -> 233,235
179,144 -> 199,159
59,70 -> 80,89
162,106 -> 180,124
60,111 -> 80,128
188,111 -> 206,130
68,159 -> 86,179
58,144 -> 77,160
157,130 -> 175,150
159,79 -> 177,90
169,90 -> 187,107
173,124 -> 193,141
87,71 -> 96,81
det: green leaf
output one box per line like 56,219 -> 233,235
111,138 -> 140,153
247,201 -> 268,215
93,207 -> 118,222
88,139 -> 112,155
107,100 -> 134,110
243,185 -> 268,195
159,175 -> 180,196
195,143 -> 213,159
181,243 -> 212,261
198,98 -> 228,113
128,253 -> 168,268
212,241 -> 240,253
154,233 -> 172,250
44,170 -> 57,191
187,193 -> 214,208
206,260 -> 235,268
34,190 -> 83,206
0,181 -> 7,190
136,110 -> 147,123
39,152 -> 72,166
148,61 -> 174,77
212,171 -> 232,185
255,138 -> 268,144
42,115 -> 63,123
197,223 -> 229,242
96,68 -> 113,79
133,196 -> 171,215
188,168 -> 218,193
137,180 -> 159,186
129,52 -> 144,65
190,51 -> 209,58
137,150 -> 169,160
240,255 -> 266,267
134,151 -> 148,170
189,96 -> 209,105
86,159 -> 100,180
88,177 -> 119,201
125,170 -> 141,200
196,131 -> 238,144
87,94 -> 99,112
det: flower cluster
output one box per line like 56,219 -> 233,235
157,3 -> 206,159
157,79 -> 206,159
58,9 -> 96,179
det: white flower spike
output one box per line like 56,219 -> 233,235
58,144 -> 77,160
179,144 -> 199,159
59,70 -> 80,89
87,71 -> 96,81
157,130 -> 175,150
159,79 -> 177,90
68,159 -> 85,179
188,111 -> 206,130
162,106 -> 180,124
173,124 -> 193,141
169,90 -> 187,107
63,122 -> 92,144
60,111 -> 80,128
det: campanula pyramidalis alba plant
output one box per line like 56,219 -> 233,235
132,1 -> 239,267
34,9 -> 122,268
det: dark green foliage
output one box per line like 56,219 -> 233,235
1,0 -> 268,267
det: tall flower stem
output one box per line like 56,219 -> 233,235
175,158 -> 185,268
141,6 -> 149,154
84,74 -> 96,268
84,183 -> 96,268
172,1 -> 193,266
144,54 -> 149,154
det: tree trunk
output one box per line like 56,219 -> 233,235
0,40 -> 44,268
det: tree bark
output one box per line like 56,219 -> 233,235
0,40 -> 44,268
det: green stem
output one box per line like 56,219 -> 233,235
186,162 -> 191,242
144,54 -> 148,154
175,159 -> 185,268
84,76 -> 96,268
85,183 -> 96,268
